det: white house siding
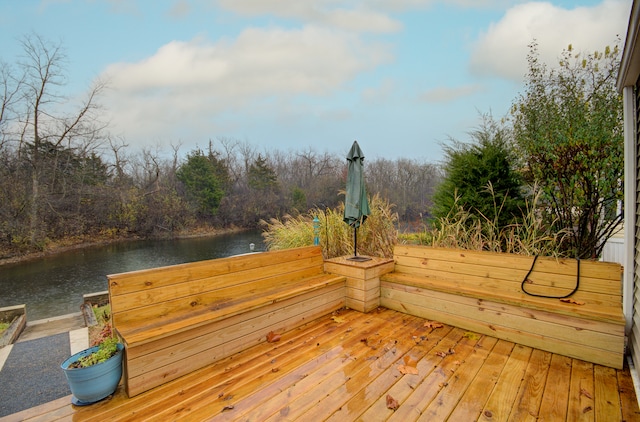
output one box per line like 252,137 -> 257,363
602,236 -> 625,265
618,0 -> 640,387
632,80 -> 640,367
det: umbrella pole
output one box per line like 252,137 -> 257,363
353,226 -> 357,257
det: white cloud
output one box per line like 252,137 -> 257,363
101,26 -> 393,143
419,84 -> 485,103
167,0 -> 190,19
216,0 -> 520,32
105,0 -> 142,16
469,0 -> 631,81
367,0 -> 527,12
217,0 -> 402,33
324,8 -> 402,33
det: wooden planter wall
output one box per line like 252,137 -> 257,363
379,245 -> 626,369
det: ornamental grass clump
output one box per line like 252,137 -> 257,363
416,185 -> 565,257
262,193 -> 398,259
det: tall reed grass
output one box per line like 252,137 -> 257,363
415,185 -> 566,257
264,185 -> 565,258
262,193 -> 398,258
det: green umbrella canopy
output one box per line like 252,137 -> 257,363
343,141 -> 371,228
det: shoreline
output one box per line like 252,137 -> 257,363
0,226 -> 251,267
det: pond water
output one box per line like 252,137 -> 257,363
0,231 -> 266,321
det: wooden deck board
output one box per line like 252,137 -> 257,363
1,308 -> 639,422
508,348 -> 552,422
447,339 -> 514,421
538,353 -> 573,421
594,365 -> 623,421
417,335 -> 499,421
385,328 -> 483,421
480,344 -> 534,421
619,365 -> 640,421
568,359 -> 596,421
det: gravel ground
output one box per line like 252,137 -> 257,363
0,332 -> 72,417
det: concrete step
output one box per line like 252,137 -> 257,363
17,313 -> 86,343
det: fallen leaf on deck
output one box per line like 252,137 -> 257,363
341,354 -> 354,363
435,348 -> 455,358
424,321 -> 444,329
386,394 -> 399,410
397,365 -> 419,375
332,316 -> 347,323
463,332 -> 481,340
266,331 -> 281,343
413,335 -> 427,344
560,298 -> 586,305
403,355 -> 418,367
360,337 -> 380,350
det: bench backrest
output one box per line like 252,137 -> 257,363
108,245 -> 326,333
392,245 -> 622,306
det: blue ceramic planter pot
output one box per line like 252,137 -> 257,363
61,343 -> 124,405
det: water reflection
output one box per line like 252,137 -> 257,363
0,231 -> 265,320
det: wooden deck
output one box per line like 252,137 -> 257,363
3,308 -> 639,421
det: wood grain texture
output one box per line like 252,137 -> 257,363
5,308 -> 638,422
106,245 -> 347,396
380,245 -> 626,369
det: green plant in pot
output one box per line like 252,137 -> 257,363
61,312 -> 124,405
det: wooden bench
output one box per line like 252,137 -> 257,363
107,245 -> 346,397
380,245 -> 626,368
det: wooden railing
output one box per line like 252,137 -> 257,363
106,244 -> 626,398
107,246 -> 346,397
380,245 -> 626,368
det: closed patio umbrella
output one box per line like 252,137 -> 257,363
343,141 -> 371,261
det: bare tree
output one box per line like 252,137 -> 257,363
108,135 -> 132,186
367,157 -> 440,227
0,61 -> 24,151
215,136 -> 243,185
14,34 -> 108,247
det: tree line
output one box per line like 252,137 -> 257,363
1,34 -> 625,261
0,35 -> 439,257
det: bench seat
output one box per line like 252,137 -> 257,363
380,245 -> 625,368
108,246 -> 346,397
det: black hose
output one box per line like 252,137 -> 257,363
521,255 -> 580,299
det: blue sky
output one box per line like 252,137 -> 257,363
0,0 -> 632,162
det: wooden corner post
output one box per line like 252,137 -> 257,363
324,256 -> 395,313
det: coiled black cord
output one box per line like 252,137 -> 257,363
521,255 -> 580,299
